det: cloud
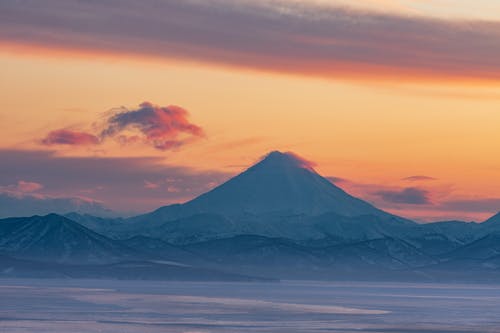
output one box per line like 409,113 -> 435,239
439,198 -> 500,214
326,176 -> 348,184
1,0 -> 500,81
0,180 -> 43,195
16,180 -> 43,192
0,149 -> 231,214
41,129 -> 100,146
101,102 -> 204,151
0,192 -> 113,219
328,175 -> 500,221
144,180 -> 161,190
284,151 -> 317,170
373,187 -> 431,205
0,180 -> 113,218
402,175 -> 437,182
40,102 -> 204,151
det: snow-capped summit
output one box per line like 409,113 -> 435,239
254,150 -> 318,172
145,151 -> 392,220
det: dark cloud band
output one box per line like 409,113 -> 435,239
373,187 -> 431,205
1,0 -> 499,80
0,149 -> 230,213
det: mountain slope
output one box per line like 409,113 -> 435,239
483,212 -> 500,234
0,214 -> 136,264
484,212 -> 500,225
64,212 -> 128,239
0,253 -> 271,281
119,235 -> 200,264
128,151 -> 411,243
184,151 -> 387,217
182,235 -> 436,280
443,233 -> 500,260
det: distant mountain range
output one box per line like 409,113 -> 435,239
1,151 -> 500,282
0,193 -> 118,219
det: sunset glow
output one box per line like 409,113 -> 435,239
1,0 -> 500,221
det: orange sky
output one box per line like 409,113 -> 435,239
1,0 -> 500,221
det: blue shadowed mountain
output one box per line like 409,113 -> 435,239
142,151 -> 393,219
123,151 -> 414,243
0,214 -> 270,281
0,214 -> 136,264
3,151 -> 500,282
483,212 -> 500,228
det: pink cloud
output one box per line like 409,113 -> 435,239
101,102 -> 205,150
40,102 -> 204,151
16,180 -> 43,193
144,180 -> 160,189
41,129 -> 100,146
0,180 -> 44,196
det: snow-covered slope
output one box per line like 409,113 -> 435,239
482,212 -> 500,234
183,151 -> 387,216
443,233 -> 500,260
182,234 -> 437,280
0,214 -> 136,264
130,151 -> 409,240
484,212 -> 500,225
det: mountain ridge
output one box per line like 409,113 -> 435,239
0,213 -> 136,264
2,150 -> 500,282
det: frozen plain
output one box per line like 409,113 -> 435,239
1,279 -> 500,333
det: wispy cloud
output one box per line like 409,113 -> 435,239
402,175 -> 437,182
0,180 -> 113,218
328,174 -> 500,221
373,187 -> 431,205
41,129 -> 100,146
440,198 -> 500,214
0,192 -> 112,218
0,0 -> 499,81
328,176 -> 435,206
0,149 -> 230,214
326,176 -> 348,184
0,180 -> 43,195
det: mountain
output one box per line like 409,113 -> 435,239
128,151 -> 411,243
182,235 -> 436,280
0,253 -> 270,281
64,212 -> 127,239
0,214 -> 136,264
179,151 -> 388,217
443,233 -> 500,260
418,221 -> 481,243
143,151 -> 392,219
401,221 -> 483,255
0,214 -> 273,281
4,151 -> 500,282
118,235 -> 200,264
484,212 -> 500,224
0,192 -> 117,219
483,212 -> 500,234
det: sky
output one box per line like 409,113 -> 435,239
1,0 -> 500,221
